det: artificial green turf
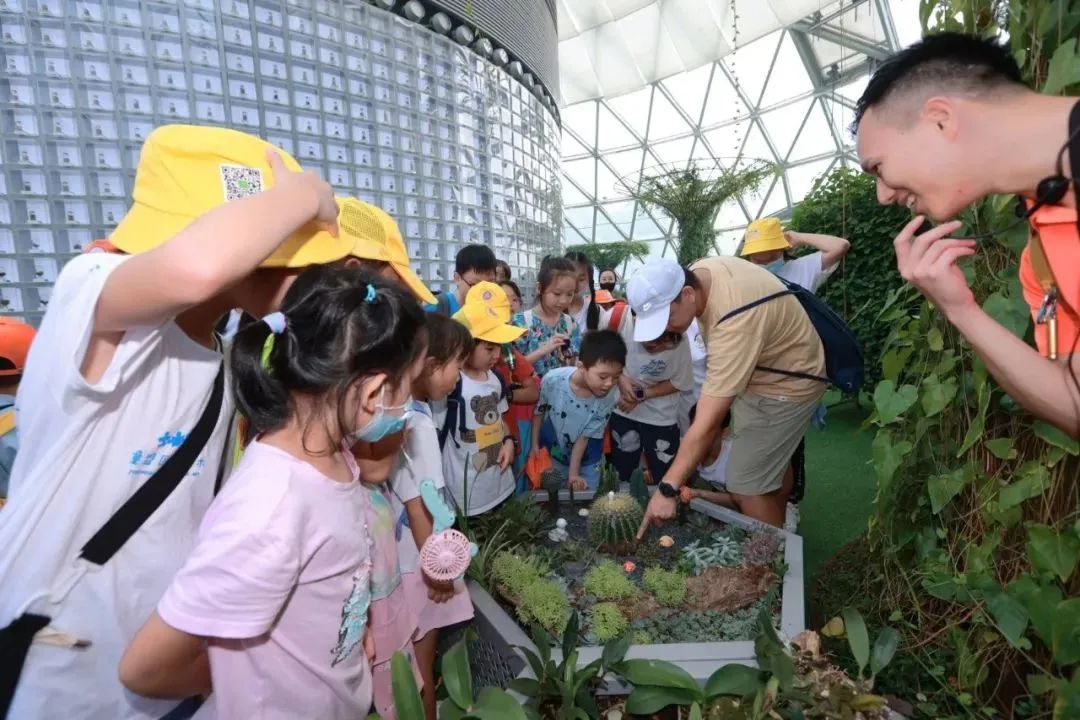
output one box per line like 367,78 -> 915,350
799,394 -> 876,586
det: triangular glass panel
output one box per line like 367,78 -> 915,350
759,96 -> 814,161
646,89 -> 691,142
660,62 -> 713,125
786,158 -> 837,203
562,219 -> 590,245
561,129 -> 592,159
562,100 -> 599,146
714,228 -> 744,256
603,148 -> 647,193
561,179 -> 590,206
603,199 -> 637,227
562,157 -> 596,195
593,218 -> 626,244
606,86 -> 653,138
647,135 -> 696,168
755,175 -> 788,218
563,205 -> 595,230
596,103 -> 641,151
715,194 -> 750,230
789,99 -> 837,162
632,211 -> 666,241
700,64 -> 748,128
738,122 -> 775,166
837,76 -> 869,103
594,162 -> 623,203
760,34 -> 813,108
702,123 -> 744,160
726,32 -> 780,108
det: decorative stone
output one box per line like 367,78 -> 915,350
622,561 -> 636,573
548,528 -> 568,543
555,518 -> 567,529
578,508 -> 590,517
659,535 -> 675,548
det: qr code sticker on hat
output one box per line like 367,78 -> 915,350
219,165 -> 264,202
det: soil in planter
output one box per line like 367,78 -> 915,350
499,500 -> 784,646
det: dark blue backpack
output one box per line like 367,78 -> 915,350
717,275 -> 864,395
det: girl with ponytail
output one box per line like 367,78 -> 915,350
120,265 -> 426,720
565,250 -> 600,331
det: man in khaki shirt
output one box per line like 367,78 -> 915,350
626,257 -> 825,527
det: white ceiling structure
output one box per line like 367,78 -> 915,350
556,0 -> 923,261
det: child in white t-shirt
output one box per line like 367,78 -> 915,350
0,127 -> 350,720
611,318 -> 694,486
443,284 -> 523,516
120,268 -> 427,719
391,314 -> 476,720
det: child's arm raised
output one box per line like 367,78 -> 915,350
95,151 -> 337,334
119,612 -> 210,699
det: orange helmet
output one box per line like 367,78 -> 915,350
0,318 -> 36,377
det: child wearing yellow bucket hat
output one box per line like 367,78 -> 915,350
439,283 -> 523,518
337,197 -> 437,305
740,217 -> 850,292
0,124 -> 349,720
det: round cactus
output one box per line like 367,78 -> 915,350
587,491 -> 644,554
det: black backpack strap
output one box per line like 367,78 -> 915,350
1069,100 -> 1080,235
79,362 -> 226,566
755,365 -> 829,383
716,289 -> 793,326
438,376 -> 463,450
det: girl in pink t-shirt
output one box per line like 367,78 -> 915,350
119,267 -> 427,720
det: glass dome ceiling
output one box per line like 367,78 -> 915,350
558,0 -> 923,262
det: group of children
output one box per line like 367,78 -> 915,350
0,120 -> 832,720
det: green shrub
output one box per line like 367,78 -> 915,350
518,578 -> 570,635
491,551 -> 545,597
642,567 -> 688,607
589,602 -> 628,643
583,560 -> 636,601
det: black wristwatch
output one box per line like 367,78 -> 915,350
658,481 -> 679,498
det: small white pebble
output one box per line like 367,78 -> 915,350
555,518 -> 567,529
578,508 -> 590,517
607,491 -> 615,500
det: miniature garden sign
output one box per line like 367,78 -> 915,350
467,489 -> 805,688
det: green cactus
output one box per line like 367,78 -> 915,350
587,491 -> 644,554
643,567 -> 688,607
583,560 -> 636,601
597,460 -> 619,495
589,602 -> 628,643
540,467 -> 565,515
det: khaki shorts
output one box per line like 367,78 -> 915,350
726,392 -> 820,495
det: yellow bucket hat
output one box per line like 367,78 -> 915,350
109,124 -> 351,268
453,282 -> 524,344
740,217 -> 790,256
337,197 -> 437,305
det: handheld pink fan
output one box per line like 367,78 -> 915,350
417,479 -> 478,581
419,529 -> 474,582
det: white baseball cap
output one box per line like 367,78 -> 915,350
626,260 -> 686,342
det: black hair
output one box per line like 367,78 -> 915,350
598,267 -> 618,279
579,329 -> 627,368
455,244 -> 497,276
536,255 -> 577,298
682,266 -> 701,291
565,250 -> 600,331
853,32 -> 1024,131
495,259 -> 511,280
499,279 -> 523,304
231,265 -> 425,449
424,312 -> 473,365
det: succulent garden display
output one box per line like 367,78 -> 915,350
485,493 -> 787,648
